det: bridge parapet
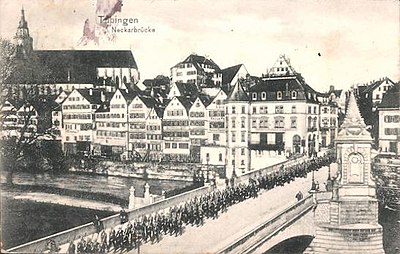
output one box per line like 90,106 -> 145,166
6,185 -> 212,253
216,194 -> 314,254
236,156 -> 310,185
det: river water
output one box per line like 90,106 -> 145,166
1,171 -> 192,199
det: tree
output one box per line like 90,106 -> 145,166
0,38 -> 63,185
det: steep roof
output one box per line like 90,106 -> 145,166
173,54 -> 221,72
226,81 -> 249,102
362,77 -> 396,93
34,50 -> 137,84
222,64 -> 243,85
176,83 -> 199,98
379,84 -> 400,109
77,89 -> 108,104
250,75 -> 319,103
175,96 -> 193,112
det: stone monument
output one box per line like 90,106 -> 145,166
306,91 -> 384,253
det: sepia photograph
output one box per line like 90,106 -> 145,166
0,0 -> 399,253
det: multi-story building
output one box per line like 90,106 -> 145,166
317,90 -> 339,148
377,84 -> 400,156
170,54 -> 222,88
93,89 -> 133,158
249,55 -> 320,156
205,89 -> 228,146
61,88 -> 105,154
189,96 -> 210,162
0,100 -> 19,137
144,106 -> 164,161
162,96 -> 192,161
225,81 -> 251,177
128,95 -> 157,158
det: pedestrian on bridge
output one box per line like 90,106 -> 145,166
296,191 -> 303,201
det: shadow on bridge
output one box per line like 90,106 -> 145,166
265,235 -> 314,254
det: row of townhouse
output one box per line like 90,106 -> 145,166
0,100 -> 39,138
53,55 -> 341,178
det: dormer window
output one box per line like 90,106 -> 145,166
277,91 -> 283,100
292,91 -> 297,99
252,93 -> 257,100
261,92 -> 267,100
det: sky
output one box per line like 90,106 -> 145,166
0,0 -> 399,92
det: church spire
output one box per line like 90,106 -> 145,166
18,7 -> 28,30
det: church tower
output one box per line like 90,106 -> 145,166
306,90 -> 384,253
13,7 -> 33,58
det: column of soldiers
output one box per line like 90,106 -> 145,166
69,153 -> 334,254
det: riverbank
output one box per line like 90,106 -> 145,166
2,190 -> 121,212
0,196 -> 114,250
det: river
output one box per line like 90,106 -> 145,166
1,171 -> 192,199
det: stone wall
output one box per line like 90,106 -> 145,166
6,185 -> 212,253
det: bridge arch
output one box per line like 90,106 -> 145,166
265,235 -> 314,254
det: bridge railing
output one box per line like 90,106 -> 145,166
6,185 -> 212,253
236,155 -> 311,185
216,194 -> 314,254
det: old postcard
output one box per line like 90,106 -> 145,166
0,0 -> 399,253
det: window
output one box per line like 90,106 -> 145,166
232,132 -> 236,142
242,106 -> 246,114
241,148 -> 245,155
241,117 -> 246,128
261,92 -> 267,100
213,134 -> 220,141
241,160 -> 245,166
260,106 -> 268,114
384,115 -> 400,123
219,153 -> 223,162
252,93 -> 257,100
252,119 -> 257,128
232,106 -> 236,114
179,143 -> 189,149
165,143 -> 170,149
231,117 -> 236,128
376,94 -> 380,99
252,106 -> 257,114
277,91 -> 282,100
292,105 -> 296,113
172,143 -> 177,149
275,105 -> 284,114
314,107 -> 317,114
241,131 -> 246,142
274,116 -> 284,128
259,118 -> 268,128
292,91 -> 297,99
308,106 -> 312,114
291,117 -> 297,128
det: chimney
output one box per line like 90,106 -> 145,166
89,88 -> 93,96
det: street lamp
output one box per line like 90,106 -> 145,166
310,170 -> 316,191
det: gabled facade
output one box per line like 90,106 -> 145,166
128,95 -> 154,158
61,88 -> 105,154
170,54 -> 222,88
205,89 -> 227,146
94,89 -> 132,158
189,97 -> 208,162
162,96 -> 192,161
144,107 -> 163,161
